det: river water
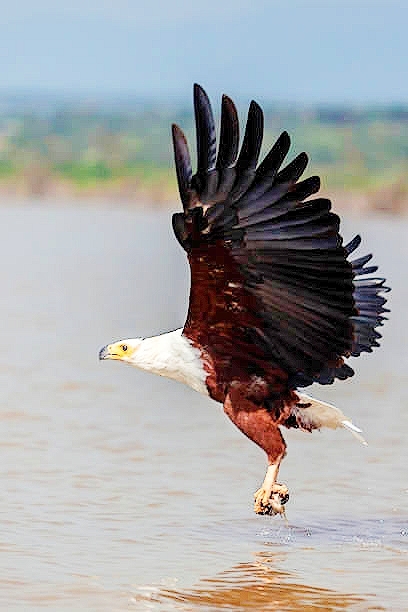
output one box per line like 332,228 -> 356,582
0,202 -> 406,611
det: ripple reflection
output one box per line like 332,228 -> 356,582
135,551 -> 368,611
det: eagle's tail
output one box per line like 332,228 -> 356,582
286,392 -> 368,445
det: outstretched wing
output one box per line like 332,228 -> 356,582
172,84 -> 389,388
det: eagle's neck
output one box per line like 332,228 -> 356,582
130,329 -> 208,396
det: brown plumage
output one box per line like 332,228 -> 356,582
172,84 -> 389,515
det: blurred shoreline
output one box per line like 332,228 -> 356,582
0,174 -> 175,207
0,175 -> 407,215
0,94 -> 407,214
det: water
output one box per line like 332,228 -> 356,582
0,202 -> 406,611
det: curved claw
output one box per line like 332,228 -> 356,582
280,493 -> 290,505
253,483 -> 289,516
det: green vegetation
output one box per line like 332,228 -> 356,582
0,94 -> 407,205
0,160 -> 15,177
55,161 -> 113,183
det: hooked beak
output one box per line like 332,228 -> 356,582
99,344 -> 114,360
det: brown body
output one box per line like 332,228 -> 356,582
223,384 -> 291,465
169,86 -> 388,514
184,237 -> 303,470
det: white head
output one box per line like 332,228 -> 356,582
99,338 -> 143,364
98,329 -> 208,396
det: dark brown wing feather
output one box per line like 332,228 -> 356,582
172,84 -> 389,391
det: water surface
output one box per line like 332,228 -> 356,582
0,203 -> 407,610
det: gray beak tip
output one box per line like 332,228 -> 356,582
99,345 -> 108,360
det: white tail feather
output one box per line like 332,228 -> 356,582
341,419 -> 368,445
297,393 -> 368,445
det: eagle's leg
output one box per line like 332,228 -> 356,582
253,428 -> 288,516
223,389 -> 289,516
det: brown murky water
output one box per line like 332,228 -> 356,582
0,203 -> 406,611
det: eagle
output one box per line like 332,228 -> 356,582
99,84 -> 389,516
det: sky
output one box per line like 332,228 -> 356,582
0,0 -> 407,104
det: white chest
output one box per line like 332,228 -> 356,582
131,329 -> 209,396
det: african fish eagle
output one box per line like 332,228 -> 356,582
99,84 -> 389,516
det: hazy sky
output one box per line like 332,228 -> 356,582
0,0 -> 407,104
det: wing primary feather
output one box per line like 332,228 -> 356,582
227,100 -> 264,202
255,131 -> 291,182
237,170 -> 319,223
351,253 -> 373,269
284,175 -> 321,202
217,94 -> 239,170
246,216 -> 339,241
242,199 -> 332,232
172,124 -> 193,210
345,234 -> 362,254
235,100 -> 264,174
246,235 -> 342,250
354,265 -> 378,276
274,152 -> 309,185
194,83 -> 217,174
238,181 -> 294,220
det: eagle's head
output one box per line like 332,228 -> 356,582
99,339 -> 143,363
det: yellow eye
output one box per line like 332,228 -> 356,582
121,344 -> 128,352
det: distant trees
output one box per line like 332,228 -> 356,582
0,95 -> 406,203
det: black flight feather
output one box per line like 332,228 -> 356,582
194,83 -> 217,174
171,85 -> 390,388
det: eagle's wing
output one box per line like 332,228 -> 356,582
172,84 -> 389,388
